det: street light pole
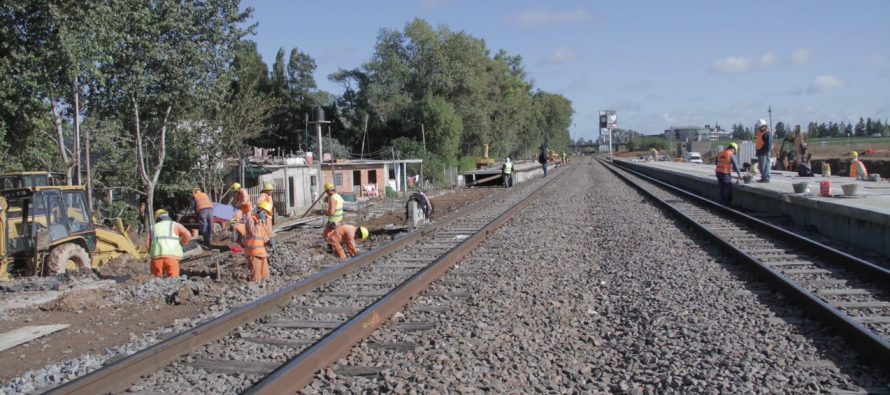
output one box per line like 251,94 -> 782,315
768,106 -> 773,131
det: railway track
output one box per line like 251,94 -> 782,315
600,158 -> 890,368
45,164 -> 568,394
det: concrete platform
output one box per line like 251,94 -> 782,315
461,161 -> 553,186
613,158 -> 890,259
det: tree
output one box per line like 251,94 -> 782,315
774,122 -> 786,139
855,117 -> 866,137
97,0 -> 250,230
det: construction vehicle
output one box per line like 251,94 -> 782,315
0,171 -> 65,190
1,185 -> 145,280
776,125 -> 807,171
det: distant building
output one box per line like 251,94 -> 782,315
664,124 -> 728,142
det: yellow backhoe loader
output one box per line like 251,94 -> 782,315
1,185 -> 145,280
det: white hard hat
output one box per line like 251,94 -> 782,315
755,119 -> 768,129
505,157 -> 511,162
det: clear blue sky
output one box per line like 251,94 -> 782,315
243,0 -> 890,141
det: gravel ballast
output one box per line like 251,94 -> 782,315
306,158 -> 888,393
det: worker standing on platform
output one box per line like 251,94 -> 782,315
539,147 -> 549,177
231,182 -> 251,223
755,119 -> 772,183
716,143 -> 743,206
257,182 -> 274,230
147,209 -> 191,277
192,187 -> 214,248
501,158 -> 513,188
326,224 -> 369,259
849,151 -> 869,180
234,208 -> 270,282
322,182 -> 344,247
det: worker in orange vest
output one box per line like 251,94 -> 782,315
326,224 -> 369,259
716,143 -> 743,205
256,182 -> 274,230
192,187 -> 214,248
231,182 -> 252,223
146,209 -> 191,277
234,207 -> 270,282
849,151 -> 869,180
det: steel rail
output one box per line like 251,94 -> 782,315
598,158 -> 890,367
245,165 -> 570,393
46,166 -> 567,395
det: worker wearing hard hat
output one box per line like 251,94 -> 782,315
257,182 -> 275,231
849,151 -> 869,180
716,143 -> 743,206
501,158 -> 513,188
231,182 -> 251,223
755,119 -> 772,183
192,187 -> 214,248
147,209 -> 191,277
326,224 -> 369,259
322,182 -> 344,245
233,206 -> 271,282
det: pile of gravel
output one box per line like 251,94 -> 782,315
303,159 -> 888,393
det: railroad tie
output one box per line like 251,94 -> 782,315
267,320 -> 343,329
186,359 -> 279,375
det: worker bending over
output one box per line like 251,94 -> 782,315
192,187 -> 214,248
322,182 -> 344,247
849,151 -> 868,180
257,182 -> 274,228
147,209 -> 191,277
234,207 -> 271,282
231,182 -> 251,223
326,224 -> 369,258
715,143 -> 743,206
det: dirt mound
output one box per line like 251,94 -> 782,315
39,289 -> 106,312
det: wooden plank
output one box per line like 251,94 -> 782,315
335,366 -> 385,377
857,316 -> 890,324
267,320 -> 343,329
187,359 -> 279,375
817,288 -> 876,296
0,324 -> 69,352
766,261 -> 814,267
783,268 -> 832,275
322,291 -> 387,297
240,336 -> 316,348
393,322 -> 436,331
368,341 -> 417,352
290,306 -> 363,314
834,301 -> 890,309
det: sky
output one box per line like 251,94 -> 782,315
242,0 -> 890,141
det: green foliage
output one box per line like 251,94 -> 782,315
385,185 -> 397,198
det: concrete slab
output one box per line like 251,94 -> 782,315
614,159 -> 890,260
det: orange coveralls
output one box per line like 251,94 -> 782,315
236,214 -> 270,282
326,224 -> 358,259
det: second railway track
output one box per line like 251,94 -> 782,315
600,158 -> 890,368
45,164 -> 570,394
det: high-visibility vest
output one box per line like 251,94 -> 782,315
193,192 -> 213,211
851,160 -> 868,179
716,149 -> 734,174
502,163 -> 513,175
756,131 -> 767,150
328,193 -> 344,224
150,220 -> 183,258
241,216 -> 268,257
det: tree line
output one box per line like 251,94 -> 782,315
0,2 -> 573,227
730,117 -> 889,140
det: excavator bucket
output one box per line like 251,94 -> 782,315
92,218 -> 146,266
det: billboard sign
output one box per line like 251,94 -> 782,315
599,110 -> 617,129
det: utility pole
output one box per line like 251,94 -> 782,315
768,106 -> 773,131
420,123 -> 426,191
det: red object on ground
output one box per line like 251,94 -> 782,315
230,247 -> 243,253
820,181 -> 832,197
